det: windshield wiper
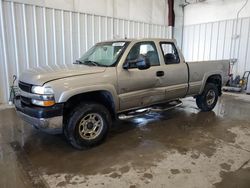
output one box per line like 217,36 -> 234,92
74,60 -> 85,64
84,60 -> 108,67
83,60 -> 99,66
74,60 -> 97,66
75,60 -> 108,67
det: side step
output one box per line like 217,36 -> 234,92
118,100 -> 182,120
151,100 -> 183,112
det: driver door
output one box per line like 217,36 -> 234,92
117,41 -> 166,111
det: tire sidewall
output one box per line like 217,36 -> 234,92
197,83 -> 219,111
66,103 -> 110,149
205,84 -> 218,110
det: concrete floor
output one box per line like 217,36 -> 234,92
0,93 -> 250,188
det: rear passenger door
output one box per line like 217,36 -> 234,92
117,41 -> 166,111
159,42 -> 189,100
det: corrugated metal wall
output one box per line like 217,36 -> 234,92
0,0 -> 170,103
182,17 -> 250,76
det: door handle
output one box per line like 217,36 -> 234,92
156,71 -> 164,77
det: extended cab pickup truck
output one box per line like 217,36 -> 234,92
15,38 -> 229,149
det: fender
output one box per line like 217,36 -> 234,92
58,84 -> 119,111
199,71 -> 223,94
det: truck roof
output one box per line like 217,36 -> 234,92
98,38 -> 177,44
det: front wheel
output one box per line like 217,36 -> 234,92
64,102 -> 111,150
196,83 -> 219,112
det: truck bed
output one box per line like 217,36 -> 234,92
186,60 -> 230,96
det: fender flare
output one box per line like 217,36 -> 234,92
199,71 -> 223,94
58,84 -> 119,111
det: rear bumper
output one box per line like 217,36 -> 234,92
15,99 -> 63,134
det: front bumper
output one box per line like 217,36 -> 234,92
15,99 -> 63,134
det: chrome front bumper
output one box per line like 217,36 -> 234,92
16,110 -> 63,134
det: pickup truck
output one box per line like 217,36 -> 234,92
15,38 -> 229,149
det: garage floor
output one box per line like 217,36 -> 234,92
0,93 -> 250,188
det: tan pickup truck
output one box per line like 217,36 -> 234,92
15,38 -> 229,149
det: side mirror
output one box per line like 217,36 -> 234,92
123,56 -> 150,70
165,53 -> 179,64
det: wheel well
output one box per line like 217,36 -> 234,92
206,75 -> 222,96
63,91 -> 116,123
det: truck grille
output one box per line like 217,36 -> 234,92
20,96 -> 31,105
19,81 -> 32,93
19,82 -> 33,105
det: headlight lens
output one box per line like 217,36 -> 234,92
31,86 -> 54,95
31,99 -> 55,107
31,86 -> 55,106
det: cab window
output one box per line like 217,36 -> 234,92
160,43 -> 180,65
126,42 -> 160,68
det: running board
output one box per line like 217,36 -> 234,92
151,100 -> 183,112
118,108 -> 151,120
118,100 -> 183,120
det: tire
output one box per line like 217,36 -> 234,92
64,102 -> 111,150
196,83 -> 219,112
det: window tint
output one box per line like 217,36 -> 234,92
126,42 -> 160,66
160,43 -> 180,65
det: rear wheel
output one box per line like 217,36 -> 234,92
64,102 -> 111,149
196,83 -> 219,112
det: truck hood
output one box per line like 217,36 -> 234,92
19,64 -> 106,85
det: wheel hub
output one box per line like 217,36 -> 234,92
78,113 -> 104,140
206,90 -> 216,106
87,122 -> 94,129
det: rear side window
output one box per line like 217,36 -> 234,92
126,42 -> 160,66
160,43 -> 180,65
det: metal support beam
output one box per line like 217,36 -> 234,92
0,0 -> 10,100
22,4 -> 29,69
10,2 -> 19,76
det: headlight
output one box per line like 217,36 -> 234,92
31,86 -> 55,107
31,86 -> 54,95
31,99 -> 55,107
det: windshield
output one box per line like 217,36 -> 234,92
77,41 -> 129,67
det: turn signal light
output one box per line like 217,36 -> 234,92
31,99 -> 55,107
43,100 -> 55,107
